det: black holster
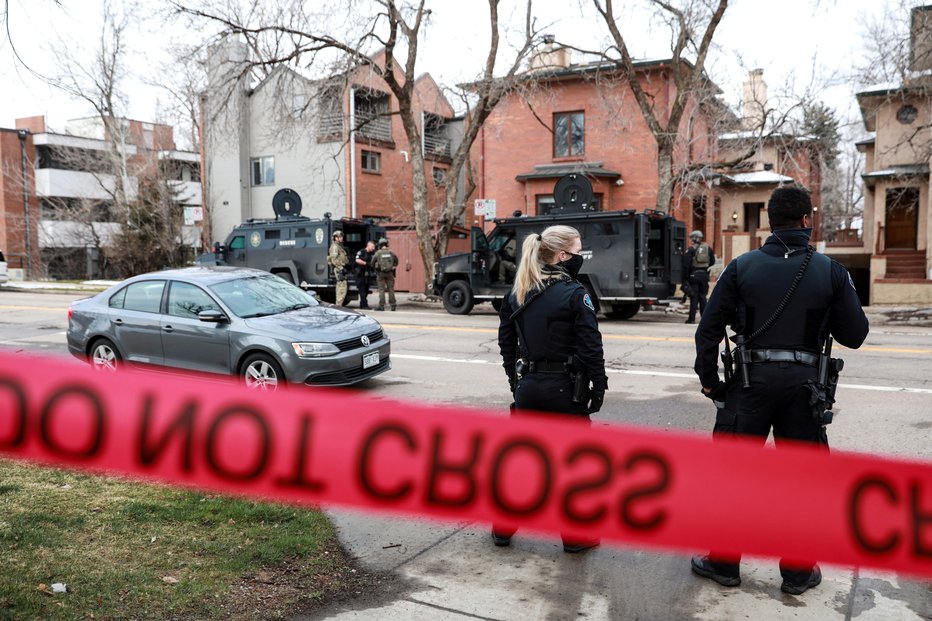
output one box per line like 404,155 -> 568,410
568,356 -> 589,404
806,337 -> 844,426
733,334 -> 751,388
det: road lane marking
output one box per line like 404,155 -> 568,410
0,304 -> 66,312
391,354 -> 932,394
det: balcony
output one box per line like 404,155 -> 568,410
424,133 -> 452,161
34,169 -> 139,201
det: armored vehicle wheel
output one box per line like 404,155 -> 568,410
606,302 -> 639,320
491,299 -> 503,312
442,280 -> 474,315
274,270 -> 294,284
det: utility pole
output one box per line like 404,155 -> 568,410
16,129 -> 32,279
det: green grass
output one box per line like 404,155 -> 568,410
0,459 -> 358,620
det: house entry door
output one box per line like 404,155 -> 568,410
884,187 -> 919,250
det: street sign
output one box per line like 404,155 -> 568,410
474,199 -> 497,218
183,207 -> 204,226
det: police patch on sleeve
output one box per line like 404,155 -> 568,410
583,293 -> 595,312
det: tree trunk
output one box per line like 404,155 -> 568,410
656,139 -> 676,213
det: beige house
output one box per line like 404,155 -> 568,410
847,6 -> 932,304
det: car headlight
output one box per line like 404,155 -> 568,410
292,342 -> 340,357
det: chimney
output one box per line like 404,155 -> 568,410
741,69 -> 767,130
529,35 -> 572,71
910,5 -> 932,72
15,116 -> 46,134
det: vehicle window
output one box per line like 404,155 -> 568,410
229,236 -> 245,250
122,281 -> 166,313
265,229 -> 281,240
210,275 -> 318,318
109,287 -> 127,308
167,282 -> 221,318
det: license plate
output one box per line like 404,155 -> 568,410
363,351 -> 379,369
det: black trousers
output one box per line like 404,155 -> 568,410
493,373 -> 594,545
687,270 -> 710,322
355,272 -> 370,307
709,362 -> 828,584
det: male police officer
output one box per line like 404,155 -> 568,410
371,238 -> 398,311
354,240 -> 376,309
683,230 -> 715,324
691,186 -> 869,594
328,230 -> 349,306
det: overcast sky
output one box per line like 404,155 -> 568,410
0,0 -> 895,143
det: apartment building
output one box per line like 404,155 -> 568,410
203,37 -> 459,244
0,115 -> 202,279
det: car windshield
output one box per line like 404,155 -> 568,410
209,275 -> 319,318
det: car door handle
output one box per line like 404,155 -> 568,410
163,325 -> 174,333
113,318 -> 123,325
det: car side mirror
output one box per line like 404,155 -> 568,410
198,309 -> 228,323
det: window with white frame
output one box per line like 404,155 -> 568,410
250,156 -> 275,186
361,150 -> 381,173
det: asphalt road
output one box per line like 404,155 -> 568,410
1,289 -> 930,620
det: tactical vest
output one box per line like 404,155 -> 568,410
511,275 -> 582,362
692,243 -> 711,269
735,248 -> 833,351
375,250 -> 395,273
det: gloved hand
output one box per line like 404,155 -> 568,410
701,381 -> 729,403
587,390 -> 605,414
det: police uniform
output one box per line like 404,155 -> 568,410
496,264 -> 608,549
683,241 -> 715,323
370,243 -> 398,310
354,247 -> 373,308
328,237 -> 349,306
693,227 -> 869,588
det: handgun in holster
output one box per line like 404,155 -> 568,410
568,355 -> 589,404
720,334 -> 734,383
732,334 -> 752,388
808,337 -> 844,426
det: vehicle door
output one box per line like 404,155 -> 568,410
227,234 -> 247,266
469,226 -> 492,290
667,218 -> 686,286
109,280 -> 166,366
161,280 -> 232,374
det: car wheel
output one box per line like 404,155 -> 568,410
242,353 -> 285,390
442,280 -> 474,315
491,299 -> 503,312
89,338 -> 121,372
606,302 -> 639,320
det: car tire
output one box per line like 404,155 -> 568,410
89,338 -> 121,372
606,302 -> 639,320
442,280 -> 474,315
241,353 -> 285,391
491,299 -> 503,312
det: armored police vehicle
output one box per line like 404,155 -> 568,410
196,188 -> 386,303
432,175 -> 686,319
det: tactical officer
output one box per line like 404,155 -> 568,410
328,230 -> 349,306
691,186 -> 868,594
354,240 -> 376,309
683,230 -> 715,324
370,238 -> 398,311
496,225 -> 608,553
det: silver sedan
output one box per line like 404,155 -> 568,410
66,266 -> 390,388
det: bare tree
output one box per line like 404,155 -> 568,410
590,0 -> 729,213
173,0 -> 542,292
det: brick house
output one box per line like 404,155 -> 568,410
0,115 -> 201,280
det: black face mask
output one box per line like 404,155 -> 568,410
559,252 -> 584,278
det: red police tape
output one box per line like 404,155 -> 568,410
0,351 -> 930,578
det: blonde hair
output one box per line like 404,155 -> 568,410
513,225 -> 580,305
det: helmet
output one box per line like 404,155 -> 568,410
690,230 -> 704,242
332,230 -> 343,240
378,238 -> 389,247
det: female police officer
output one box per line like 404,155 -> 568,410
494,225 -> 608,552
